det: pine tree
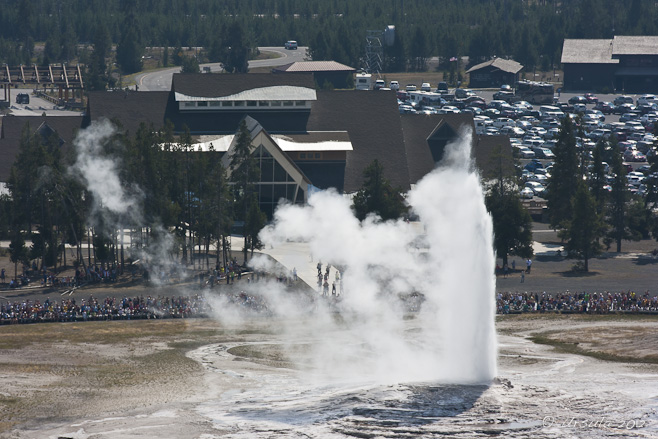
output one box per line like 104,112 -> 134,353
546,116 -> 580,229
352,159 -> 407,221
116,6 -> 143,74
606,148 -> 630,252
229,120 -> 260,264
485,182 -> 533,267
560,181 -> 605,272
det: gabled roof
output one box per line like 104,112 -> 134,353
561,39 -> 618,64
221,115 -> 311,186
273,61 -> 356,73
401,113 -> 475,184
466,58 -> 523,74
172,73 -> 316,98
0,115 -> 83,181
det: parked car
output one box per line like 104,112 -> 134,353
493,117 -> 515,129
374,79 -> 386,90
594,101 -> 614,114
624,150 -> 647,162
436,82 -> 449,93
516,146 -> 535,159
584,93 -> 599,103
524,160 -> 544,172
533,147 -> 555,159
520,187 -> 534,199
525,181 -> 546,197
568,95 -> 587,105
614,95 -> 634,106
620,111 -> 641,122
493,90 -> 515,102
389,80 -> 400,90
500,126 -> 525,137
455,88 -> 476,99
16,93 -> 29,104
637,94 -> 656,106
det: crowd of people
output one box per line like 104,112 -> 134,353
0,295 -> 211,324
497,291 -> 658,314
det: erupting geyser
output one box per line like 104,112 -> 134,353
259,128 -> 497,384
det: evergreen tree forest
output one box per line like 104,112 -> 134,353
1,0 -> 658,73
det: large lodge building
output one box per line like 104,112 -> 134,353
561,35 -> 658,93
1,72 -> 512,218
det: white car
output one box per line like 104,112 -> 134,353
520,187 -> 534,199
516,146 -> 536,159
493,117 -> 515,129
421,82 -> 432,92
525,181 -> 546,196
389,80 -> 400,90
637,94 -> 656,106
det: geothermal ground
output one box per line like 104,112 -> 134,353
1,314 -> 656,439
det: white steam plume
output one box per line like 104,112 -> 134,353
69,120 -> 181,282
70,119 -> 142,222
254,127 -> 496,385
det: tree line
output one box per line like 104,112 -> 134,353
0,120 -> 267,279
1,0 -> 658,79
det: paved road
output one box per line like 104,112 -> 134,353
136,46 -> 309,92
5,94 -> 82,117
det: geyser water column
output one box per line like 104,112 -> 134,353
407,127 -> 497,383
260,127 -> 496,384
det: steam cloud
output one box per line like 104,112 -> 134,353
69,119 -> 496,385
247,127 -> 497,385
69,119 -> 179,281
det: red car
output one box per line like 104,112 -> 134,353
584,93 -> 599,103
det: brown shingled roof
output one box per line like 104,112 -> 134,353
401,113 -> 475,184
172,72 -> 316,98
85,90 -> 171,135
307,90 -> 409,193
0,115 -> 83,181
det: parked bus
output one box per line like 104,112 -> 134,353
515,80 -> 554,105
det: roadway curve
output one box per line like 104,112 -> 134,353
136,46 -> 309,92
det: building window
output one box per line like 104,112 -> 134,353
247,101 -> 257,107
221,101 -> 233,107
295,100 -> 306,106
234,101 -> 245,106
283,101 -> 294,106
184,102 -> 195,107
259,101 -> 270,107
271,101 -> 282,106
210,101 -> 221,107
197,101 -> 208,107
314,153 -> 321,159
299,153 -> 306,159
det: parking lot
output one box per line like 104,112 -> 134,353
3,92 -> 82,117
394,82 -> 657,202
